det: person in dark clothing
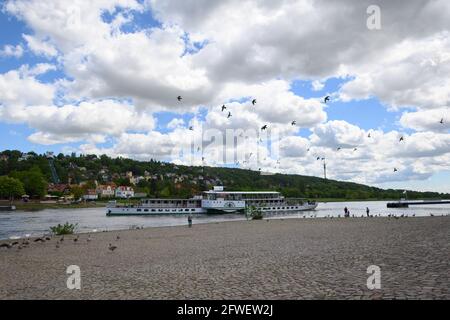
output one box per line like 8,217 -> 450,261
366,207 -> 370,217
187,215 -> 192,227
344,207 -> 348,217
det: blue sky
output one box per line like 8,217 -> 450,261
0,1 -> 449,193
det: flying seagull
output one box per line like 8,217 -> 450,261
291,120 -> 296,126
324,96 -> 330,103
440,118 -> 444,124
221,105 -> 226,111
177,95 -> 182,101
337,147 -> 341,151
394,168 -> 398,172
227,111 -> 232,118
316,157 -> 320,160
399,136 -> 404,142
261,124 -> 268,131
189,126 -> 193,131
367,133 -> 371,138
353,147 -> 358,151
252,99 -> 257,105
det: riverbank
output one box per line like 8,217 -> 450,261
1,216 -> 448,299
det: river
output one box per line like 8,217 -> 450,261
1,201 -> 449,239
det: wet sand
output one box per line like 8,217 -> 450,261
1,216 -> 449,299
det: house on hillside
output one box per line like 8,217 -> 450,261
96,184 -> 116,198
83,189 -> 98,201
115,186 -> 134,198
47,183 -> 70,194
18,153 -> 33,161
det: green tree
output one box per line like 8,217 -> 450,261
70,185 -> 84,200
0,176 -> 25,200
10,166 -> 47,198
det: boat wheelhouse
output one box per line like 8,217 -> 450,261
106,186 -> 317,216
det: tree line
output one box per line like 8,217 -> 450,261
0,149 -> 449,200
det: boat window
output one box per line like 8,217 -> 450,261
137,209 -> 141,212
144,209 -> 148,212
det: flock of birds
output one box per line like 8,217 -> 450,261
0,232 -> 126,252
177,94 -> 446,174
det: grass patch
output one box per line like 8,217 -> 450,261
50,222 -> 78,235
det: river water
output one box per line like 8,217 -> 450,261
1,201 -> 449,239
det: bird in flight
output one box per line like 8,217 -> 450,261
337,147 -> 341,151
177,95 -> 182,101
367,133 -> 371,138
108,243 -> 117,252
189,126 -> 193,131
252,99 -> 257,105
291,120 -> 296,126
393,168 -> 398,172
353,147 -> 357,151
440,118 -> 444,124
221,105 -> 226,111
399,136 -> 404,142
261,124 -> 268,131
316,157 -> 320,160
227,111 -> 232,118
324,96 -> 330,103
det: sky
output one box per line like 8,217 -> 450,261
0,0 -> 449,192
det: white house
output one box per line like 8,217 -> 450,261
96,184 -> 116,198
83,189 -> 98,201
115,186 -> 134,198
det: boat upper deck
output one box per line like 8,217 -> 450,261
203,189 -> 282,201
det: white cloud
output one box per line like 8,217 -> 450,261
400,108 -> 450,132
22,34 -> 58,58
167,118 -> 185,129
311,80 -> 325,92
0,69 -> 55,108
0,44 -> 23,58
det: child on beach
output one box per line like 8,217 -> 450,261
187,215 -> 192,227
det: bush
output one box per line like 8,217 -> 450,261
50,222 -> 78,235
246,205 -> 264,220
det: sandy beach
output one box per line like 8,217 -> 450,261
1,216 -> 449,299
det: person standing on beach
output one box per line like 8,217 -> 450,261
366,207 -> 370,217
187,215 -> 192,228
344,207 -> 348,217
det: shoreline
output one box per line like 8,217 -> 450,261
3,198 -> 426,212
1,216 -> 449,299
